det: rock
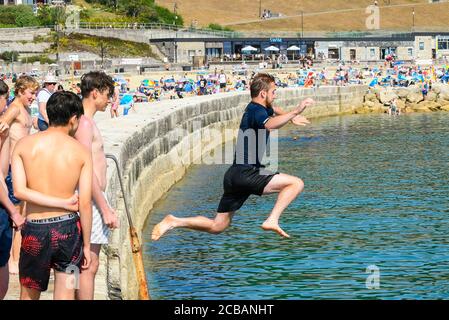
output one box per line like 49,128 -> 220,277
364,100 -> 375,108
431,84 -> 442,94
437,85 -> 449,100
364,93 -> 378,103
396,88 -> 410,99
371,87 -> 382,99
406,92 -> 424,104
397,99 -> 406,110
418,101 -> 441,111
378,89 -> 398,104
371,104 -> 388,113
408,102 -> 435,112
441,105 -> 449,111
354,106 -> 371,114
437,99 -> 449,106
425,91 -> 437,102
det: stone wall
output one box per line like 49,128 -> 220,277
96,85 -> 367,300
0,27 -> 51,42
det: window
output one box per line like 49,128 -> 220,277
438,39 -> 449,50
328,48 -> 339,59
408,48 -> 413,56
419,42 -> 425,50
188,50 -> 196,57
370,48 -> 376,57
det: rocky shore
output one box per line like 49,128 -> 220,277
358,84 -> 449,114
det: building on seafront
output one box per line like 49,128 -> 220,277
150,32 -> 449,65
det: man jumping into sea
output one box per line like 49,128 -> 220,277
152,73 -> 314,240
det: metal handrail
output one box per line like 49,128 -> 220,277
105,153 -> 150,300
77,21 -> 239,38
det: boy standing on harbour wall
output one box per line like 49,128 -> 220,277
75,71 -> 119,300
12,91 -> 93,300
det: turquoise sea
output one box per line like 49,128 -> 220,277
143,112 -> 449,299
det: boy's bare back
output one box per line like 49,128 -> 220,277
13,130 -> 91,219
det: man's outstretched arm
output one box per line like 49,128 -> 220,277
273,106 -> 311,126
265,98 -> 315,130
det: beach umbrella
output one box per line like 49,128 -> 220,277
265,46 -> 280,61
287,45 -> 301,60
264,45 -> 280,51
241,46 -> 258,62
242,45 -> 257,52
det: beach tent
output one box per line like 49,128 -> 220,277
120,94 -> 133,105
369,78 -> 379,87
184,82 -> 194,93
141,79 -> 157,87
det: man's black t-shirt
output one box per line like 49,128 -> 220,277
233,102 -> 274,168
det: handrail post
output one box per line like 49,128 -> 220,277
105,154 -> 150,300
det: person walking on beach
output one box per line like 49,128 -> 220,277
36,74 -> 58,131
152,73 -> 314,240
0,76 -> 39,275
0,80 -> 25,299
110,84 -> 120,119
12,91 -> 93,300
219,70 -> 227,92
74,71 -> 119,300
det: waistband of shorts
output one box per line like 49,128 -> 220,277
27,213 -> 78,225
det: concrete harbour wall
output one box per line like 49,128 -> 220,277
96,85 -> 368,299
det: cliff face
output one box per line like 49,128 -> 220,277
96,85 -> 368,299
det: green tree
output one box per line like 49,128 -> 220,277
0,5 -> 39,27
207,23 -> 233,32
1,51 -> 19,63
36,5 -> 64,26
154,6 -> 183,25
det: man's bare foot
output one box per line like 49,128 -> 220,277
151,215 -> 176,241
8,260 -> 19,275
261,221 -> 291,238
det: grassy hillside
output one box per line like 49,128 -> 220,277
53,33 -> 158,59
155,0 -> 449,31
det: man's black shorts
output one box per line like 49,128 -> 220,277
19,213 -> 83,292
217,165 -> 278,213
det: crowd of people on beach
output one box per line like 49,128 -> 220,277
0,71 -> 119,300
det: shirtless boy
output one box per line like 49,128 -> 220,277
152,73 -> 314,240
12,91 -> 92,300
0,79 -> 25,299
0,76 -> 39,275
75,71 -> 119,300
